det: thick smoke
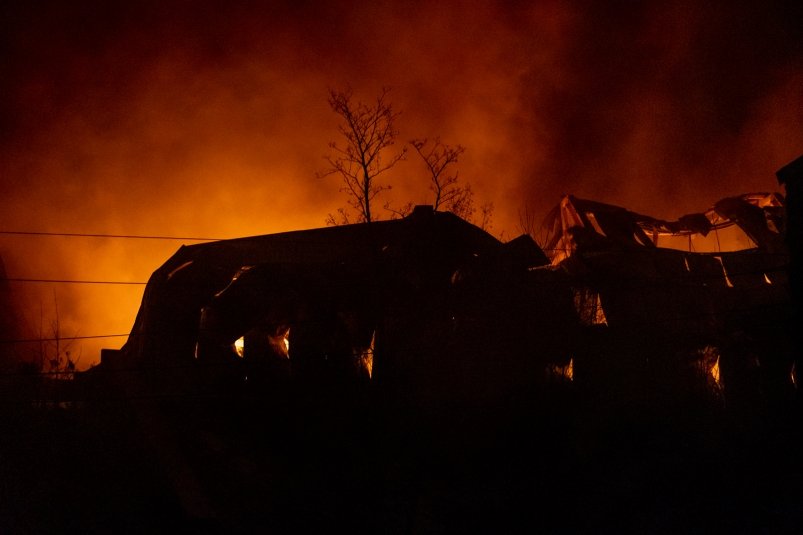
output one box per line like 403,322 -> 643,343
1,0 -> 801,367
512,1 -> 803,217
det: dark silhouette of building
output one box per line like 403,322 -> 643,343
94,206 -> 576,408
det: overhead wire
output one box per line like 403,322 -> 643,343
0,334 -> 130,344
3,278 -> 147,285
0,230 -> 223,241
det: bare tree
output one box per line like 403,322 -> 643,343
478,201 -> 494,233
382,200 -> 414,220
410,138 -> 470,216
325,207 -> 354,227
320,87 -> 406,224
517,203 -> 537,239
410,137 -> 494,231
33,294 -> 79,378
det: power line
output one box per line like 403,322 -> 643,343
0,333 -> 130,344
0,230 -> 223,241
3,278 -> 147,285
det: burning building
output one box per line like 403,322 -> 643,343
76,161 -> 800,530
92,161 -> 797,410
95,206 -> 577,408
540,189 -> 794,404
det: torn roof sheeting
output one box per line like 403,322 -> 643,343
540,192 -> 791,342
119,207 -> 504,366
541,192 -> 786,264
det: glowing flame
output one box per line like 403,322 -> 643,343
167,261 -> 194,280
282,328 -> 290,355
574,289 -> 608,326
361,331 -> 376,379
233,336 -> 245,358
709,354 -> 721,388
763,273 -> 773,285
698,346 -> 723,393
715,256 -> 734,288
548,357 -> 574,381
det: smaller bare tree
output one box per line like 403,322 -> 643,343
478,201 -> 494,233
411,137 -> 493,231
34,295 -> 79,379
517,203 -> 537,239
411,138 -> 469,216
382,200 -> 414,220
320,87 -> 406,224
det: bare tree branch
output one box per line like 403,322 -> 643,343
383,200 -> 414,219
410,137 -> 483,223
325,207 -> 353,227
478,202 -> 494,232
320,87 -> 406,223
517,204 -> 537,238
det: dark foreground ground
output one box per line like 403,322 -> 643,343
2,372 -> 803,534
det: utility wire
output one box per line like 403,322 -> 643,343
0,334 -> 130,344
3,278 -> 147,285
0,230 -> 223,241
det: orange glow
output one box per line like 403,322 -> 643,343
233,337 -> 245,358
282,329 -> 290,356
268,327 -> 291,359
549,357 -> 574,381
2,2 -> 801,372
698,346 -> 723,392
710,355 -> 721,389
573,289 -> 608,326
362,331 -> 376,379
650,224 -> 757,253
715,257 -> 735,288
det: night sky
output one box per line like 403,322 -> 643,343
2,0 -> 802,367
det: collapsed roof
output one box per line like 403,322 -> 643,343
540,192 -> 786,265
540,192 -> 791,347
